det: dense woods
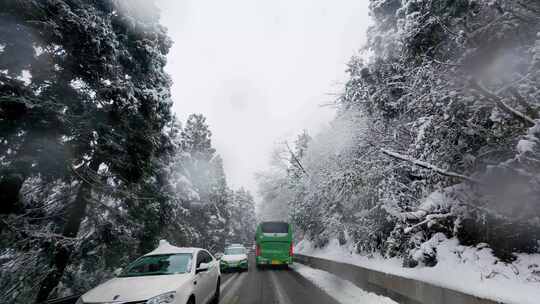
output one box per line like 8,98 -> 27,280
258,0 -> 540,269
0,1 -> 255,303
2,0 -> 540,302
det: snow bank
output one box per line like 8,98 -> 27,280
291,263 -> 398,304
517,139 -> 535,154
295,238 -> 540,304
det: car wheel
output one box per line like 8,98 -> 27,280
211,278 -> 220,304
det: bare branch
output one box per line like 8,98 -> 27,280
381,149 -> 481,184
421,54 -> 463,67
470,80 -> 536,126
285,142 -> 308,176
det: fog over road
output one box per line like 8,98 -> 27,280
218,254 -> 339,304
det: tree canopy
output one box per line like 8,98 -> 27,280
0,1 -> 256,302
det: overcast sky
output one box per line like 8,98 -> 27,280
157,0 -> 370,194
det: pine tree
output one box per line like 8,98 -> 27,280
228,188 -> 257,244
181,114 -> 216,161
177,114 -> 230,251
0,0 -> 174,301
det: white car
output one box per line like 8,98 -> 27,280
219,246 -> 248,272
77,240 -> 221,304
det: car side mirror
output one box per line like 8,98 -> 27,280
196,262 -> 209,274
113,268 -> 123,277
215,253 -> 223,260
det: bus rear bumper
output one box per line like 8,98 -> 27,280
256,256 -> 293,266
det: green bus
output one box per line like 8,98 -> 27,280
255,221 -> 293,268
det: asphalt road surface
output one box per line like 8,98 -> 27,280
218,254 -> 340,304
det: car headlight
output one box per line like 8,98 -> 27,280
75,297 -> 84,304
146,291 -> 176,304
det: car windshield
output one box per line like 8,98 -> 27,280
119,253 -> 192,277
224,247 -> 246,255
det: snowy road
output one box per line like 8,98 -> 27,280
219,254 -> 339,304
218,254 -> 395,304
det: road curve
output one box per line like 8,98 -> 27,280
218,254 -> 340,304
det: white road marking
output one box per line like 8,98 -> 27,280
269,271 -> 292,304
220,273 -> 239,293
220,272 -> 247,303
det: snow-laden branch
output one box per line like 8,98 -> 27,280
285,142 -> 308,176
0,218 -> 78,242
404,213 -> 453,234
471,80 -> 536,126
381,149 -> 481,183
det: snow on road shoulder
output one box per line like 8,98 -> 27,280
291,263 -> 398,304
296,238 -> 540,304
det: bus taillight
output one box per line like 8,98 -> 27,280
256,244 -> 261,256
289,243 -> 293,256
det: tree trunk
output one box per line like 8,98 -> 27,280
35,159 -> 101,303
0,173 -> 25,215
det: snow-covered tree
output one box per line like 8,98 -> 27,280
259,0 -> 540,269
228,188 -> 257,244
0,2 -> 258,302
1,0 -> 175,302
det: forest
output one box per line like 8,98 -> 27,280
0,1 -> 256,303
258,0 -> 540,271
3,0 -> 540,303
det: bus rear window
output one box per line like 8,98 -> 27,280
261,222 -> 289,233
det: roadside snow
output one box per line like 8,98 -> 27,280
291,263 -> 398,304
296,238 -> 540,304
517,139 -> 535,154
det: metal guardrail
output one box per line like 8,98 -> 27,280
294,254 -> 504,304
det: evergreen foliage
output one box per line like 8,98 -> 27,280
0,2 -> 256,303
